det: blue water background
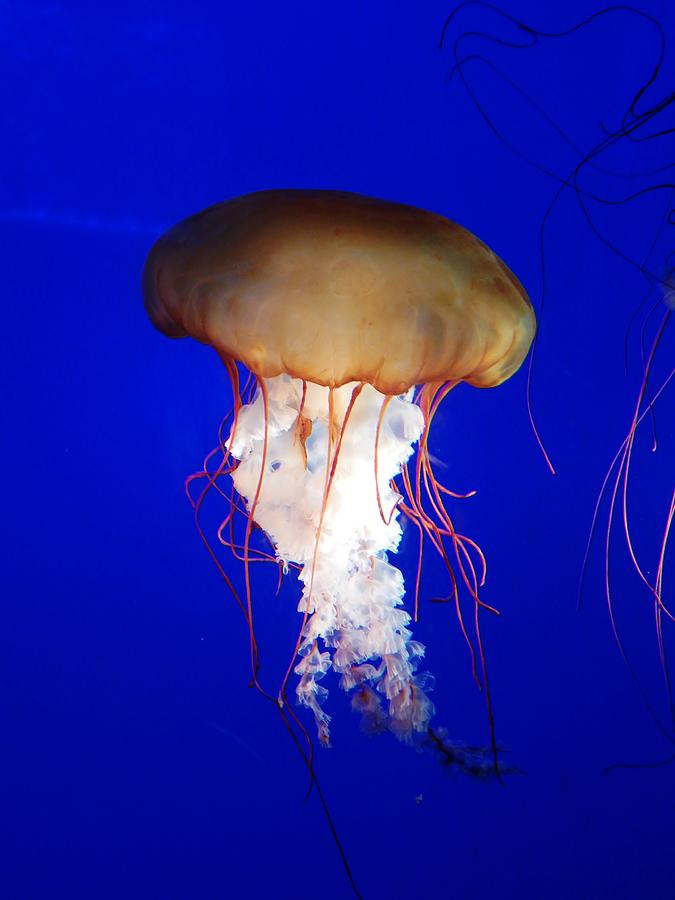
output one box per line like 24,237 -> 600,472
2,2 -> 674,898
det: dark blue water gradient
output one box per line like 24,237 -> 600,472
2,2 -> 673,897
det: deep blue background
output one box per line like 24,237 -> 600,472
2,2 -> 674,898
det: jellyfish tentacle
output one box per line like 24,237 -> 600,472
620,312 -> 672,598
188,358 -> 249,622
242,376 -> 273,699
375,395 -> 397,525
655,491 -> 675,731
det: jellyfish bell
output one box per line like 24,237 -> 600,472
144,190 -> 534,392
143,189 -> 535,748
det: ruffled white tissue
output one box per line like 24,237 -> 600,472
230,374 -> 434,744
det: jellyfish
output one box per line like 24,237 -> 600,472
143,189 -> 535,749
